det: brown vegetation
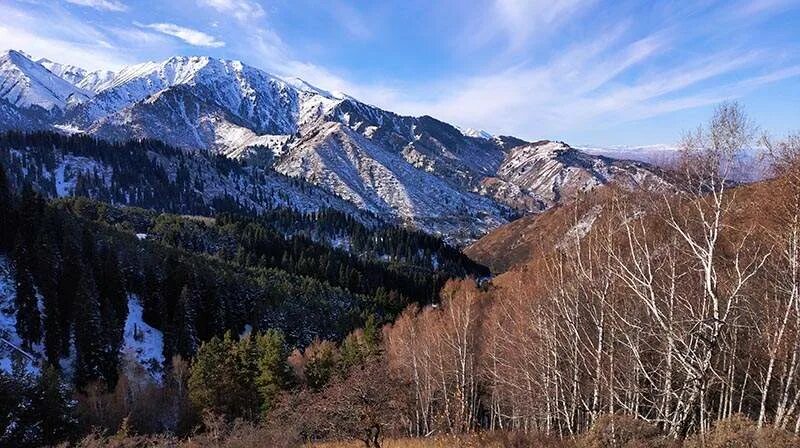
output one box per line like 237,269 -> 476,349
68,104 -> 800,447
380,104 -> 800,442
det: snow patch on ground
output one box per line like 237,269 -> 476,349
122,296 -> 165,382
0,255 -> 43,375
50,154 -> 113,197
558,205 -> 603,248
53,124 -> 84,135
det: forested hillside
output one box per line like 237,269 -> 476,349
0,149 -> 486,445
0,131 -> 370,225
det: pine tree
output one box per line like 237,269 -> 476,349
253,329 -> 289,414
94,246 -> 127,368
31,365 -> 76,445
303,339 -> 338,391
362,313 -> 381,354
174,285 -> 200,358
0,163 -> 14,251
0,358 -> 75,447
35,213 -> 63,365
231,333 -> 261,418
73,271 -> 107,389
188,332 -> 235,415
141,262 -> 163,329
56,234 -> 81,357
13,239 -> 41,349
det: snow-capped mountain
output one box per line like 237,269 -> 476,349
484,140 -> 671,210
0,50 -> 90,112
37,57 -> 89,86
0,49 -> 673,244
457,127 -> 493,139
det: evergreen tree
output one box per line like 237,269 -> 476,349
73,271 -> 108,389
0,359 -> 75,447
174,285 -> 200,358
0,163 -> 14,251
30,365 -> 76,445
253,329 -> 289,414
12,239 -> 41,349
35,213 -> 63,365
303,339 -> 338,391
188,332 -> 236,416
56,234 -> 81,357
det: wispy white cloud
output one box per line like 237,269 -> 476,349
198,0 -> 264,22
731,0 -> 796,17
383,30 -> 798,140
494,0 -> 594,48
460,0 -> 596,55
104,26 -> 170,46
139,22 -> 225,48
0,2 -> 131,69
64,0 -> 127,12
325,1 -> 372,40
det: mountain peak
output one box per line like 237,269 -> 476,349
0,49 -> 90,111
282,76 -> 349,100
2,49 -> 33,60
458,127 -> 493,139
37,57 -> 88,85
0,48 -> 673,245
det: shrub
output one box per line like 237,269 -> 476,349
685,414 -> 799,448
578,414 -> 672,448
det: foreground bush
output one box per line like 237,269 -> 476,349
314,432 -> 573,447
684,414 -> 798,448
577,414 -> 673,448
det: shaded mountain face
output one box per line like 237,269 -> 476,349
464,186 -> 622,273
0,49 -> 673,244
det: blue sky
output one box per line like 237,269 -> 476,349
2,0 -> 799,146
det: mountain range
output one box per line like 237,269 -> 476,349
0,49 -> 671,244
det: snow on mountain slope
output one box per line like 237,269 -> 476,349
0,137 -> 371,226
61,56 -> 346,156
1,254 -> 163,381
0,255 -> 44,375
66,56 -> 332,133
76,69 -> 116,93
458,127 -> 493,139
37,57 -> 88,85
0,50 -> 90,111
327,100 -> 506,187
276,122 -> 509,240
0,50 -> 677,244
490,140 -> 670,209
0,98 -> 47,132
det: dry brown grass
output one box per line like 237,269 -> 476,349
312,432 -> 572,448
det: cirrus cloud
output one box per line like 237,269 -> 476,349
65,0 -> 127,12
198,0 -> 264,22
139,22 -> 225,48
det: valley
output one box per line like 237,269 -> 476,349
0,7 -> 797,445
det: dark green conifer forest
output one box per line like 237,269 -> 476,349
0,133 -> 486,446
